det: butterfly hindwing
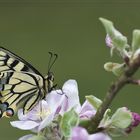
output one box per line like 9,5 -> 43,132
0,71 -> 45,117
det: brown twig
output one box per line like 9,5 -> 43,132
127,78 -> 140,85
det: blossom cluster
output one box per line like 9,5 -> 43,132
11,80 -> 140,140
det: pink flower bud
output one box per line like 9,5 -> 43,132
126,112 -> 140,134
105,34 -> 113,48
131,112 -> 140,127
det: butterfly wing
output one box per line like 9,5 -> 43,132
0,47 -> 47,118
0,47 -> 43,75
0,71 -> 45,117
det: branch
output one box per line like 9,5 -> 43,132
127,78 -> 140,85
87,55 -> 140,133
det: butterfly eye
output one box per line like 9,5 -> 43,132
6,108 -> 14,117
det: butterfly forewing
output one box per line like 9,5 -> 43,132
0,47 -> 48,118
0,47 -> 43,75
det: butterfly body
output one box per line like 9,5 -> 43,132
0,47 -> 55,118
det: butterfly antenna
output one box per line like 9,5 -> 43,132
48,53 -> 58,72
48,52 -> 53,72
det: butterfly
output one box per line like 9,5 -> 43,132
0,47 -> 57,118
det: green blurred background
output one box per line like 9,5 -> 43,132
0,0 -> 140,139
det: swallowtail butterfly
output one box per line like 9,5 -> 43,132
0,47 -> 57,118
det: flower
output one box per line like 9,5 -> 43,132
10,100 -> 54,132
46,79 -> 81,116
10,79 -> 110,139
48,82 -> 97,120
71,126 -> 111,140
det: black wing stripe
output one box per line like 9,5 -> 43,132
14,77 -> 36,86
0,72 -> 14,85
3,93 -> 14,103
21,65 -> 29,71
24,91 -> 40,112
2,88 -> 37,106
10,60 -> 19,68
0,90 -> 12,98
26,72 -> 39,87
0,47 -> 43,76
0,71 -> 38,86
10,89 -> 38,106
5,72 -> 14,84
22,92 -> 39,114
12,87 -> 37,95
16,91 -> 35,108
3,55 -> 9,64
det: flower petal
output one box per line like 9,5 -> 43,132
10,120 -> 39,130
18,109 -> 30,121
80,110 -> 96,119
81,100 -> 96,112
18,105 -> 41,121
80,100 -> 96,118
71,127 -> 89,140
89,132 -> 112,140
19,134 -> 34,140
62,80 -> 81,112
38,113 -> 54,131
46,89 -> 67,114
46,80 -> 81,115
18,100 -> 49,121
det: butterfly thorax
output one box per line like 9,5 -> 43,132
44,72 -> 54,93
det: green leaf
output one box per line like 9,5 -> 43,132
108,127 -> 126,137
132,29 -> 140,52
112,63 -> 125,77
86,95 -> 102,110
104,62 -> 116,72
104,62 -> 118,72
113,36 -> 127,50
99,17 -> 128,50
104,62 -> 125,76
110,107 -> 132,129
99,109 -> 111,128
60,108 -> 79,137
28,135 -> 46,140
99,17 -> 114,37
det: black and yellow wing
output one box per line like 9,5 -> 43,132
0,47 -> 43,75
0,47 -> 46,118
